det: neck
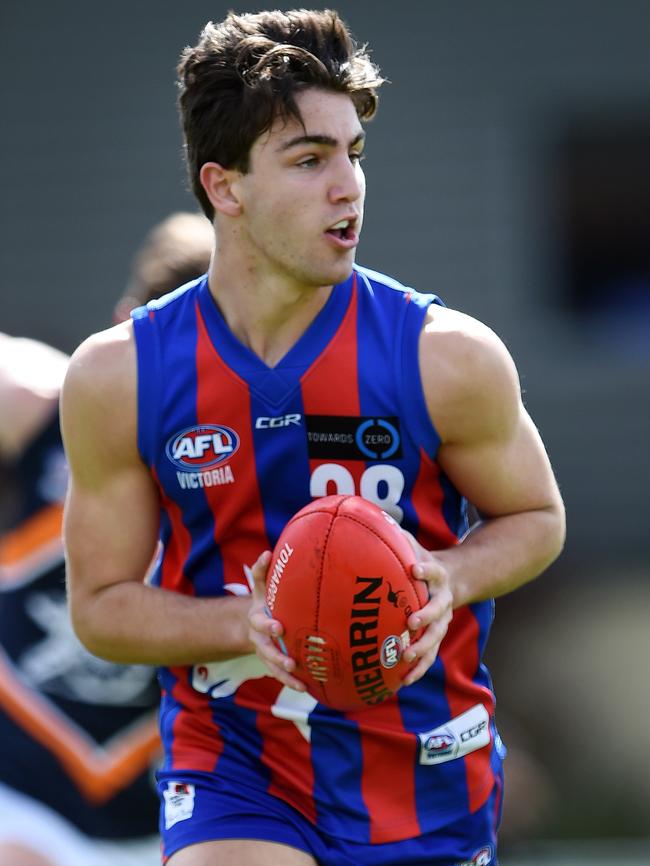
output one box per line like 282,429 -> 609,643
207,257 -> 334,368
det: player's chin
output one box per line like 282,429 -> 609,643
317,256 -> 356,288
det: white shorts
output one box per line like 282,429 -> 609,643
0,782 -> 160,866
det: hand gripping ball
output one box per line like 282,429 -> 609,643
265,495 -> 428,711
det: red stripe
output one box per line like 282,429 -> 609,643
302,279 -> 421,839
410,448 -> 458,550
195,303 -> 270,588
152,467 -> 194,596
412,449 -> 495,810
348,700 -> 421,842
301,277 -> 364,494
169,668 -> 224,771
235,678 -> 317,823
438,608 -> 495,812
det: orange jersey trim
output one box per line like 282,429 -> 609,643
0,649 -> 161,804
0,503 -> 64,585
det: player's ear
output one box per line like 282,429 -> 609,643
199,162 -> 243,217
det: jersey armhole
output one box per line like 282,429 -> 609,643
398,293 -> 444,457
131,306 -> 162,467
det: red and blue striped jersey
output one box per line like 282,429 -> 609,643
132,266 -> 503,844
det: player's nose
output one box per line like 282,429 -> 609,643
328,154 -> 364,204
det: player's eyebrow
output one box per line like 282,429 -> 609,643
277,131 -> 366,152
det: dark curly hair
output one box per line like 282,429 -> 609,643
177,9 -> 384,219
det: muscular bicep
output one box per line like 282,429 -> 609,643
438,405 -> 562,519
60,324 -> 160,606
64,462 -> 160,593
421,306 -> 563,520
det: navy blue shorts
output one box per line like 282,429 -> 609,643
157,769 -> 503,866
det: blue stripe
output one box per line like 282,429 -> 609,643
158,668 -> 182,771
309,706 -> 369,841
139,284 -> 226,597
397,666 -> 467,829
439,469 -> 470,539
249,389 -> 312,547
207,698 -> 270,788
131,306 -> 162,466
470,599 -> 496,663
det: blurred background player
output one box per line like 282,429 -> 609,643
0,211 -> 213,866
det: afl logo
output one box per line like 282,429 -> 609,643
380,634 -> 403,669
424,732 -> 456,759
166,425 -> 239,470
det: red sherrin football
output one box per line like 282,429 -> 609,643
265,494 -> 428,711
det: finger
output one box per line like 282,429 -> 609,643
402,649 -> 439,687
406,605 -> 452,659
249,605 -> 283,638
412,560 -> 446,590
262,662 -> 307,692
407,586 -> 452,632
249,549 -> 272,595
254,636 -> 307,691
256,634 -> 297,672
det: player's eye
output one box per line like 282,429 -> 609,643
296,155 -> 319,168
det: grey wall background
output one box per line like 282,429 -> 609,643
2,0 -> 649,852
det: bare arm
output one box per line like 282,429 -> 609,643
402,306 -> 565,682
61,321 -> 253,665
0,333 -> 68,459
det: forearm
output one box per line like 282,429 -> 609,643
436,505 -> 565,608
70,579 -> 254,665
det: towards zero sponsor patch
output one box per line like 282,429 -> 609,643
306,416 -> 402,461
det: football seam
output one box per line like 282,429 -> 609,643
314,513 -> 336,634
334,512 -> 419,592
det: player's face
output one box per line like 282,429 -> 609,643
234,88 -> 366,289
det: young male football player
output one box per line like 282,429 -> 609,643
61,10 -> 565,865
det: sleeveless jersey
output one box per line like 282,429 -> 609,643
0,410 -> 161,838
133,266 -> 504,844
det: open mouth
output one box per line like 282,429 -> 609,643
326,218 -> 356,242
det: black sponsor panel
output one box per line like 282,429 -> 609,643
306,416 -> 402,461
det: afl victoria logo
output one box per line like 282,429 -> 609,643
166,425 -> 240,470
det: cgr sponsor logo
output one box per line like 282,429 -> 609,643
255,414 -> 302,429
166,424 -> 239,470
461,719 -> 488,743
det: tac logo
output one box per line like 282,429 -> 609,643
305,415 -> 402,461
423,731 -> 457,760
354,418 -> 400,460
166,425 -> 239,470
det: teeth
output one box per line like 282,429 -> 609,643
330,219 -> 350,230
